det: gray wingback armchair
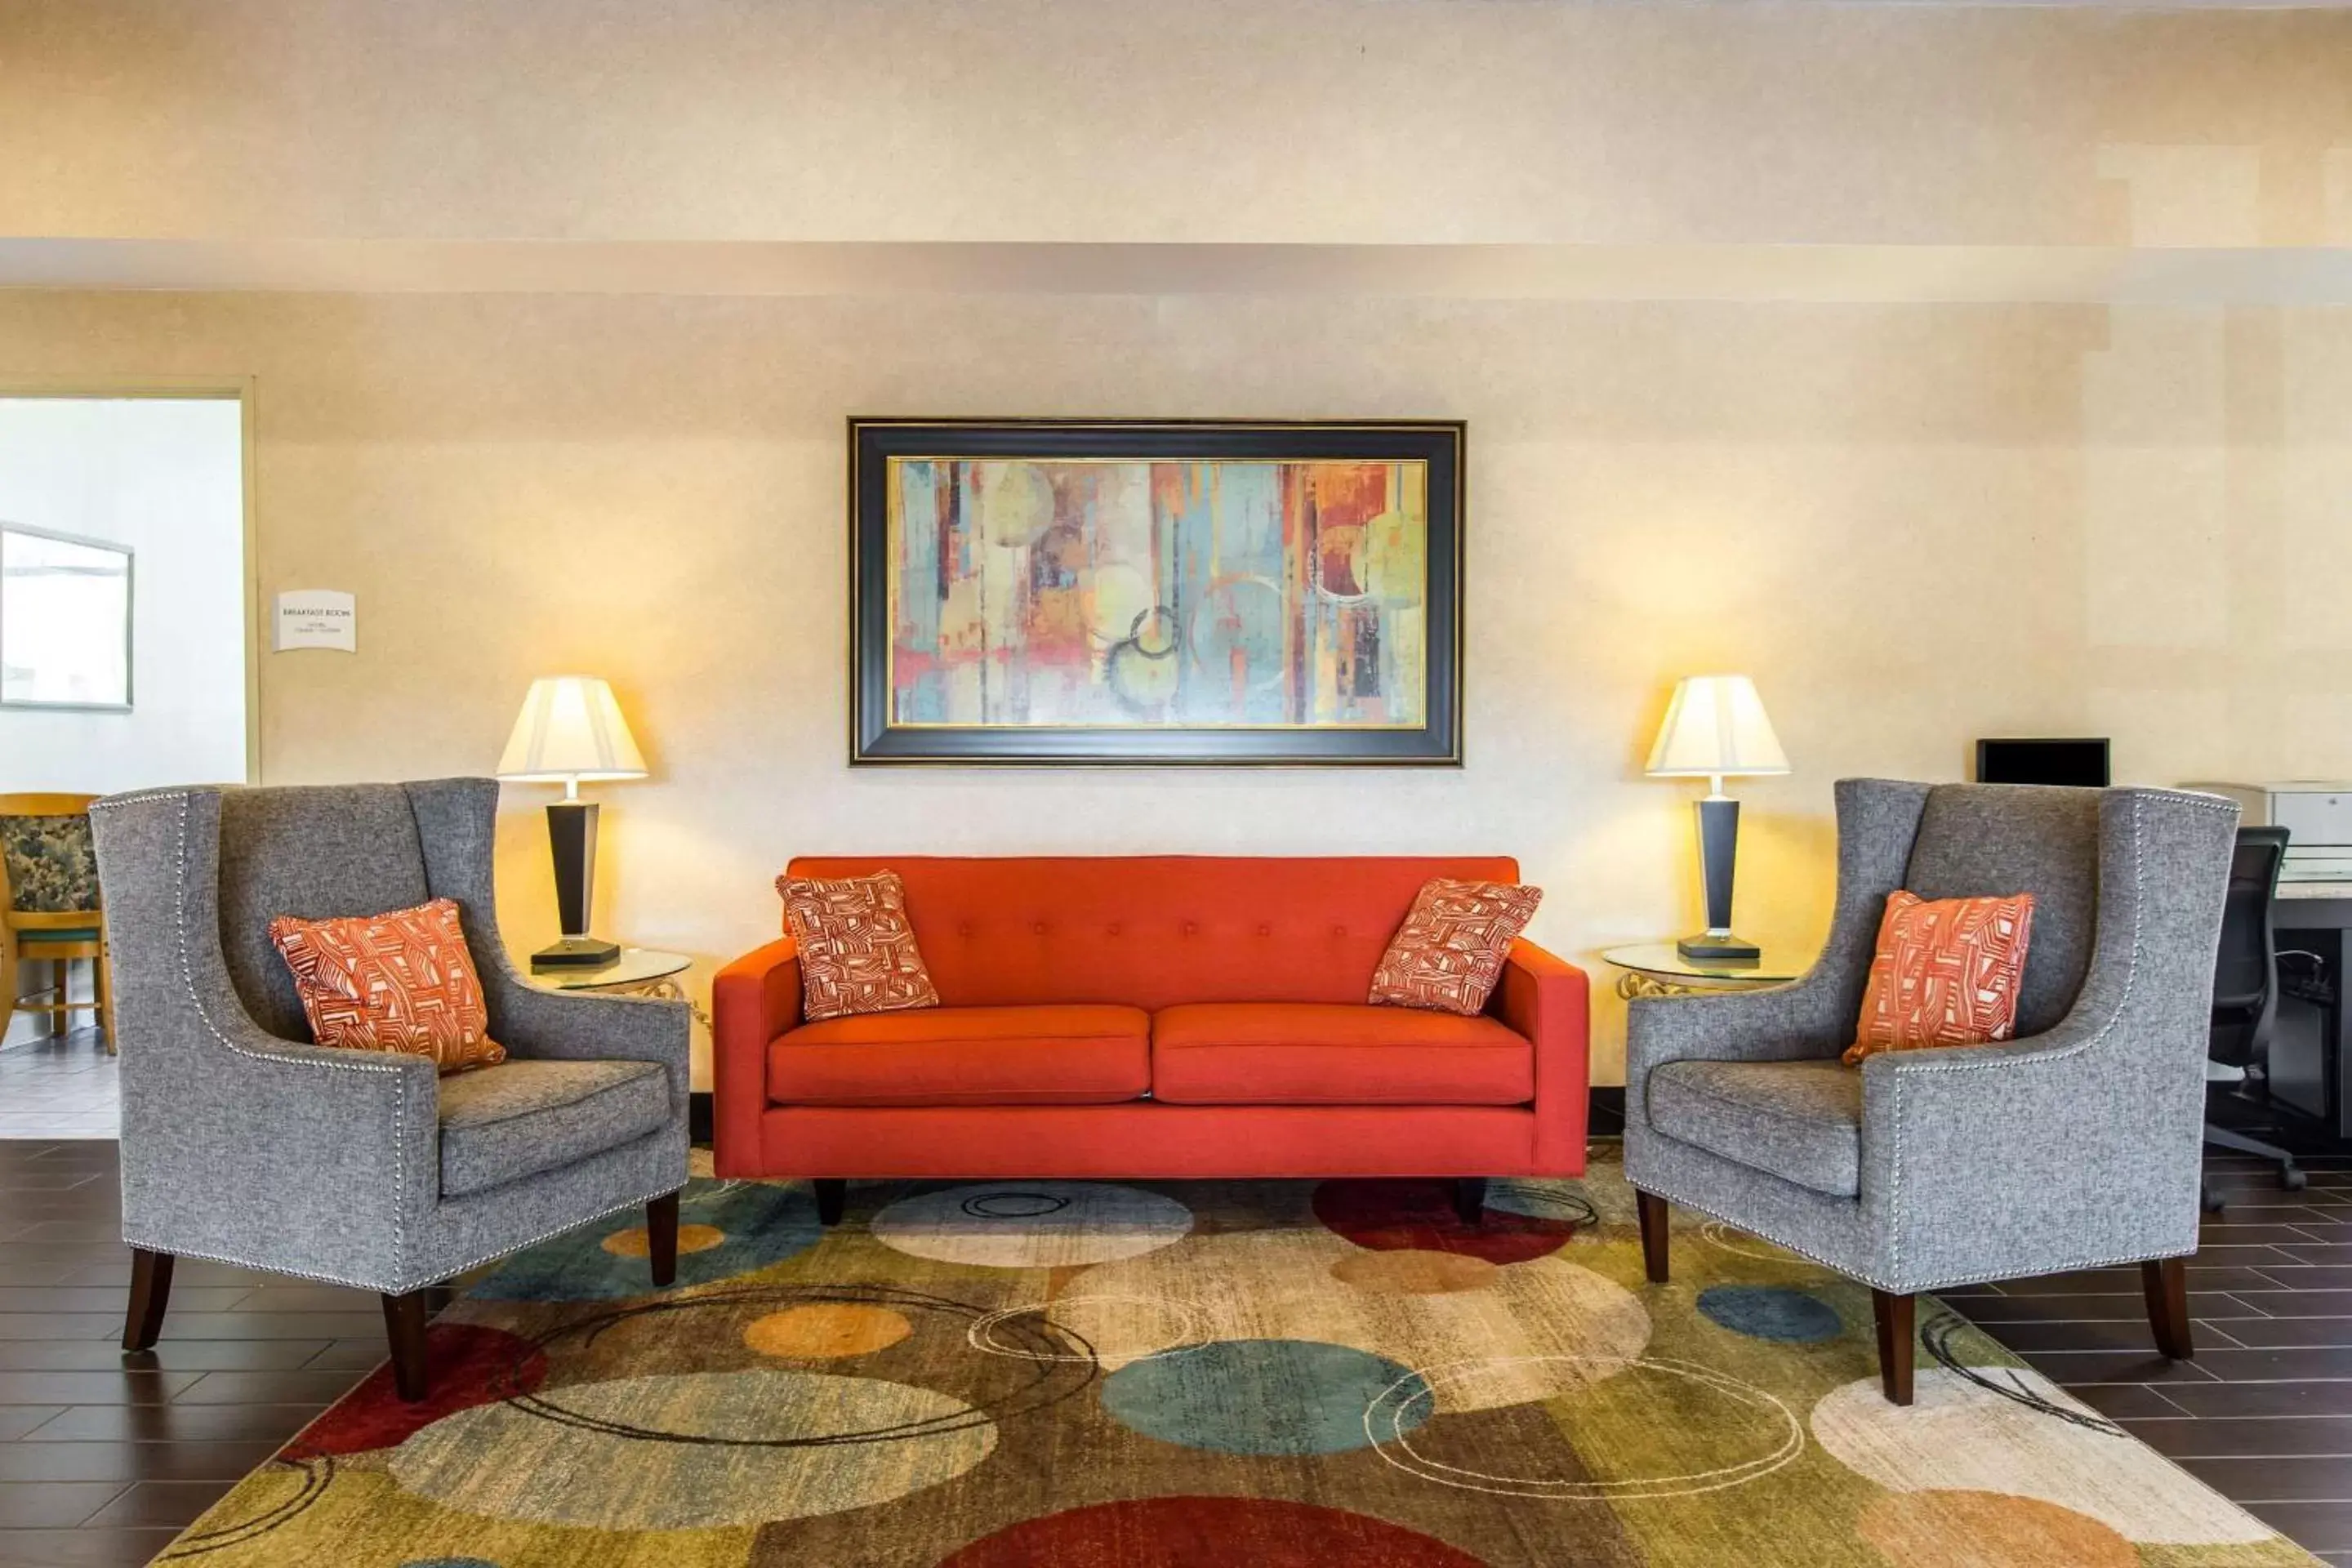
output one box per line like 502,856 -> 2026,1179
1625,779 -> 2238,1405
90,778 -> 690,1401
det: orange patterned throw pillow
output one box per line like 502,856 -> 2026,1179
268,898 -> 506,1074
776,869 -> 942,1022
1843,889 -> 2038,1066
1369,877 -> 1544,1016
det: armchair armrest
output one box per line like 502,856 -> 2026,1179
476,970 -> 693,1104
1492,938 -> 1590,1171
711,937 -> 800,1177
1623,976 -> 1854,1122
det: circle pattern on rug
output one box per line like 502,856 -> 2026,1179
470,1180 -> 822,1301
601,1222 -> 724,1258
872,1182 -> 1192,1268
1857,1489 -> 2137,1568
1312,1178 -> 1577,1264
969,1294 -> 1202,1365
1697,1285 -> 1845,1344
1101,1338 -> 1432,1455
1368,1356 -> 1802,1498
390,1370 -> 996,1529
744,1303 -> 913,1360
1330,1249 -> 1499,1294
287,1324 -> 547,1458
934,1495 -> 1487,1566
1811,1370 -> 2273,1544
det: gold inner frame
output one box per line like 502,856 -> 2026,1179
880,452 -> 1436,733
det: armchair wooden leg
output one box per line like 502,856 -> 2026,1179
647,1191 -> 680,1286
2144,1256 -> 2194,1360
1635,1189 -> 1670,1284
1453,1178 -> 1486,1227
122,1249 -> 173,1352
813,1179 -> 847,1227
382,1290 -> 431,1402
1873,1290 -> 1915,1405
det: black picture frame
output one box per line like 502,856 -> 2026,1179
849,417 -> 1465,766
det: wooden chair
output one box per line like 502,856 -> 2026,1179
0,793 -> 113,1054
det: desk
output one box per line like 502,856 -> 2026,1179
2267,886 -> 2352,1139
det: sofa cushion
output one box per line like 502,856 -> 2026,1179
1151,1002 -> 1535,1106
768,1004 -> 1150,1107
1646,1058 -> 1862,1198
438,1058 -> 670,1200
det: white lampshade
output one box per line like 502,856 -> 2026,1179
496,676 -> 648,785
1646,675 -> 1790,780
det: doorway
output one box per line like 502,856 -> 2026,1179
0,390 -> 254,1134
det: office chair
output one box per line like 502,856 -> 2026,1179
2204,826 -> 2305,1209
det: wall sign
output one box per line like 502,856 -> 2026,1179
274,590 -> 356,653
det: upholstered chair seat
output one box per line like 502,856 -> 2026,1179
435,1058 -> 675,1200
1644,1058 -> 1862,1198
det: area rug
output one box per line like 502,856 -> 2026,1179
158,1154 -> 2317,1566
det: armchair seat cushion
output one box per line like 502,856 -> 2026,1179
1152,1002 -> 1534,1105
1646,1058 -> 1863,1198
768,1004 -> 1151,1107
437,1058 -> 672,1200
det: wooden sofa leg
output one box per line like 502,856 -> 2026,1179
1453,1178 -> 1486,1227
1873,1290 -> 1915,1405
1635,1190 -> 1670,1284
647,1192 -> 680,1286
122,1249 -> 173,1352
382,1290 -> 430,1402
813,1179 -> 847,1227
2144,1256 -> 2194,1360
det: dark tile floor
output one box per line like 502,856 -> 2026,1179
2,1138 -> 2349,1565
1944,1147 -> 2352,1565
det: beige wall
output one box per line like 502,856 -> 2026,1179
5,289 -> 2350,1087
7,0 -> 2352,1085
5,0 -> 2351,247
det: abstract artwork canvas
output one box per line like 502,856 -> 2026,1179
850,421 -> 1463,764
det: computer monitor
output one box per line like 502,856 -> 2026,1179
1976,737 -> 2110,787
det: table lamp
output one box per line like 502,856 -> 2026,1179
1646,674 -> 1789,964
496,675 -> 648,970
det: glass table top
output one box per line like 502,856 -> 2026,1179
1600,942 -> 1808,984
536,947 -> 692,990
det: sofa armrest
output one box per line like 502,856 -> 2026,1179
711,937 -> 800,1177
1493,938 -> 1590,1171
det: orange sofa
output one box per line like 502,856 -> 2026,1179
711,856 -> 1589,1219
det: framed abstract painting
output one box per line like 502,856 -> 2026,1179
849,418 -> 1464,765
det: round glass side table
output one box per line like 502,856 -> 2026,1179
535,947 -> 707,1028
1599,942 -> 1808,1000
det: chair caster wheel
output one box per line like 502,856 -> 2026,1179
2283,1166 -> 2309,1192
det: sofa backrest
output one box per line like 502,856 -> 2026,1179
783,854 -> 1522,1011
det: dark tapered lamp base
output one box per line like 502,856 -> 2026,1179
528,798 -> 619,971
531,937 -> 622,972
1677,793 -> 1758,964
